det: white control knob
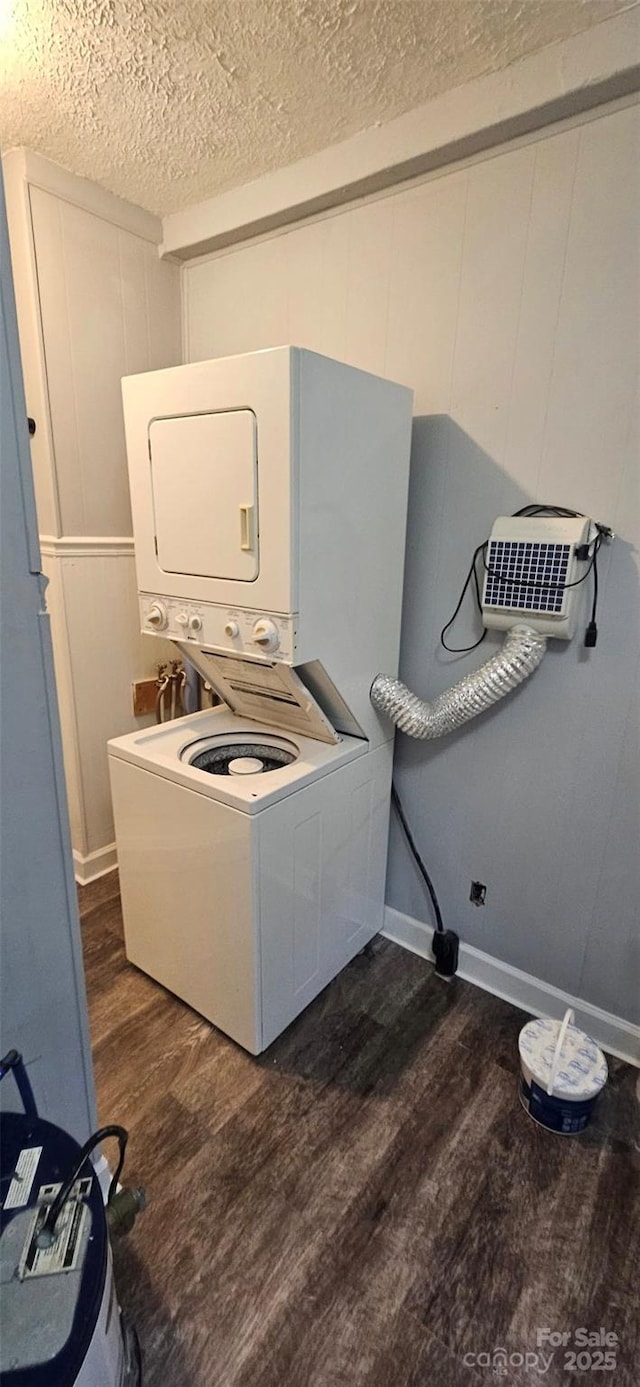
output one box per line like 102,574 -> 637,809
225,620 -> 239,638
188,614 -> 203,633
147,602 -> 167,630
252,618 -> 279,653
175,611 -> 189,628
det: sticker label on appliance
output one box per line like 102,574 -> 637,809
38,1177 -> 92,1204
3,1146 -> 42,1209
19,1198 -> 88,1279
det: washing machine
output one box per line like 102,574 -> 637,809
109,697 -> 392,1054
112,346 -> 413,1053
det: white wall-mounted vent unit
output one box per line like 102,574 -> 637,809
481,516 -> 591,639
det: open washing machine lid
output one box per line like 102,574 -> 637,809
175,646 -> 341,744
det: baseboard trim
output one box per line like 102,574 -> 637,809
73,843 -> 118,886
383,906 -> 640,1068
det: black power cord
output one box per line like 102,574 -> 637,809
440,542 -> 489,653
584,536 -> 600,647
391,783 -> 459,978
440,505 -> 609,652
37,1125 -> 128,1247
391,784 -> 443,931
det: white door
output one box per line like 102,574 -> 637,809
150,409 -> 259,581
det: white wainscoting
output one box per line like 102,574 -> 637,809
40,537 -> 175,882
383,908 -> 640,1068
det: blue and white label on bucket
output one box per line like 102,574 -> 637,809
518,1017 -> 607,1101
520,1077 -> 597,1135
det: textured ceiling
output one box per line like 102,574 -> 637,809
0,0 -> 633,216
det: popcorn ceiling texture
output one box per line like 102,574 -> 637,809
0,0 -> 632,215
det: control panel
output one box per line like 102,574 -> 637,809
140,595 -> 296,662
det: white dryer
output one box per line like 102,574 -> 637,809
111,347 -> 413,1053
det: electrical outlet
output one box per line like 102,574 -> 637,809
470,881 -> 486,907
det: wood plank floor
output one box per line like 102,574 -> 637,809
79,874 -> 640,1386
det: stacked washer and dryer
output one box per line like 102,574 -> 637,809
108,347 -> 413,1054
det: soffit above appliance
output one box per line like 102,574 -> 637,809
3,4 -> 629,219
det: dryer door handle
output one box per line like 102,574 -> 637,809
239,505 -> 255,551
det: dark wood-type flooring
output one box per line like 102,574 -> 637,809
79,874 -> 640,1386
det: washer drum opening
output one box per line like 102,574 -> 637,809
187,739 -> 297,776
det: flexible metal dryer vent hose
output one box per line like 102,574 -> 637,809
370,624 -> 547,740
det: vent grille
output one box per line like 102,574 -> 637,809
483,540 -> 571,616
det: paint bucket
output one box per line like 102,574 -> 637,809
518,1009 -> 608,1135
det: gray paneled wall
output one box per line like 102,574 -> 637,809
183,101 -> 639,1025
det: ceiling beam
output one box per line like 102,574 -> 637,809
160,9 -> 640,262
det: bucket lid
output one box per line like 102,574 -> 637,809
518,1016 -> 608,1100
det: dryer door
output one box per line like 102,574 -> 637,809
149,409 -> 258,582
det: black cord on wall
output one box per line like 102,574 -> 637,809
391,783 -> 460,978
391,783 -> 444,933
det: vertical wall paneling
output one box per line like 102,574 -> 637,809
2,164 -> 60,536
184,102 -> 640,1026
285,216 -> 350,360
28,194 -> 80,527
40,551 -> 87,857
29,186 -> 181,536
5,154 -> 182,879
344,199 -> 395,376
